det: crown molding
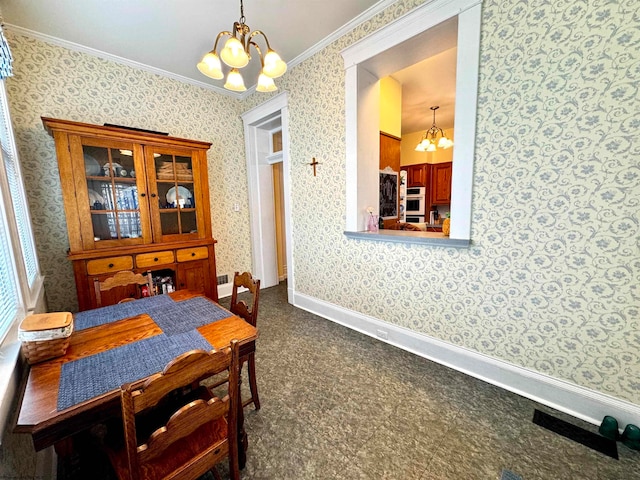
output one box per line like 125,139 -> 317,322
287,0 -> 397,71
5,0 -> 398,100
4,24 -> 239,99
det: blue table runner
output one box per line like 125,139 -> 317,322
151,296 -> 234,335
58,330 -> 213,410
74,295 -> 176,331
59,296 -> 234,410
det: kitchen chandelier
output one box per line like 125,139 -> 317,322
197,0 -> 287,93
415,106 -> 454,152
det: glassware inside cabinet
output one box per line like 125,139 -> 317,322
84,145 -> 142,241
154,153 -> 197,236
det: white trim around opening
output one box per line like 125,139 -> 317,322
341,0 -> 482,241
241,92 -> 294,304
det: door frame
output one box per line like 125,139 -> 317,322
241,92 -> 294,303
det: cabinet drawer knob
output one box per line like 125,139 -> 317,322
154,257 -> 159,262
191,252 -> 196,257
140,193 -> 146,197
108,263 -> 114,268
151,193 -> 157,198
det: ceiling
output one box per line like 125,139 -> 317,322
0,0 -> 456,134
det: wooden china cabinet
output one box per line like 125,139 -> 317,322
43,117 -> 218,311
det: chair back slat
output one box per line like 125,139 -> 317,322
130,349 -> 227,412
138,397 -> 228,463
94,270 -> 154,307
229,271 -> 260,327
117,341 -> 241,480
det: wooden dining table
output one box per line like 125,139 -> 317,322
14,290 -> 257,476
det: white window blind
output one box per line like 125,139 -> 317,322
0,83 -> 38,287
0,195 -> 19,343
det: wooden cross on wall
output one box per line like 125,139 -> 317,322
309,157 -> 321,176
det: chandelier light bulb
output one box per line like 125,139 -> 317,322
256,72 -> 277,92
197,51 -> 224,79
262,49 -> 287,78
426,142 -> 437,152
220,37 -> 249,68
224,68 -> 247,92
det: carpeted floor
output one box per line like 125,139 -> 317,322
223,281 -> 640,479
77,281 -> 640,479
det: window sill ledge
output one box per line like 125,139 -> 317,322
344,230 -> 471,247
0,324 -> 22,444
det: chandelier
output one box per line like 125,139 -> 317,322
197,0 -> 287,93
415,106 -> 453,152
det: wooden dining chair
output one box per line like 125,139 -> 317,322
106,341 -> 241,480
229,271 -> 261,410
94,270 -> 154,307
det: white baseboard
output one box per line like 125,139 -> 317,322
293,291 -> 640,430
216,283 -> 248,300
217,282 -> 233,299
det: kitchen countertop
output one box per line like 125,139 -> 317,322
344,229 -> 470,248
407,222 -> 443,231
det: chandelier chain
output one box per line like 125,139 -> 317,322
239,0 -> 245,24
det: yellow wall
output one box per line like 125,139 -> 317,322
400,129 -> 454,166
379,76 -> 401,138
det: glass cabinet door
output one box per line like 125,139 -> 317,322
148,148 -> 200,242
80,140 -> 150,247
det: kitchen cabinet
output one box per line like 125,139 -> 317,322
379,132 -> 401,172
431,162 -> 452,205
379,132 -> 401,227
404,163 -> 429,188
43,117 -> 218,310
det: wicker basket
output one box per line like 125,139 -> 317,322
19,312 -> 73,365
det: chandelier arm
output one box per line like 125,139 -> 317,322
232,21 -> 252,52
212,31 -> 233,52
248,30 -> 273,50
248,41 -> 264,65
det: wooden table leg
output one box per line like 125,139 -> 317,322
54,437 -> 80,480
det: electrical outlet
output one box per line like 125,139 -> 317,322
376,329 -> 388,340
233,203 -> 240,212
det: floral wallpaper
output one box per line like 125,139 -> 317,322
5,0 -> 640,405
244,0 -> 640,404
6,33 -> 253,313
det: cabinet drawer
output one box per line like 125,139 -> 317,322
136,251 -> 175,268
86,256 -> 133,275
176,246 -> 208,262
